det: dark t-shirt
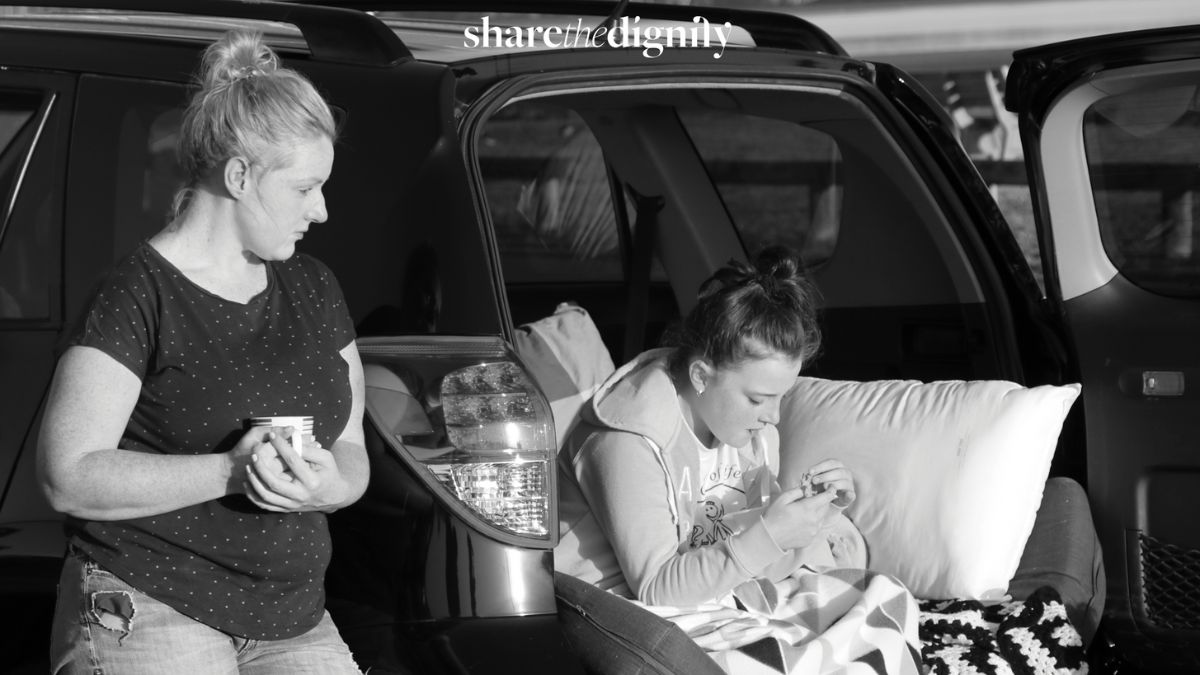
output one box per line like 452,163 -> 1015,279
67,243 -> 355,640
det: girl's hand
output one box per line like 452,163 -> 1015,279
761,484 -> 841,551
806,458 -> 856,509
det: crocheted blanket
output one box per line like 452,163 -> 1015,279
920,586 -> 1089,674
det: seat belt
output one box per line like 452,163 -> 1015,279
623,188 -> 665,364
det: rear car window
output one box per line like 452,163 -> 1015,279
675,108 -> 842,268
478,102 -> 634,284
0,90 -> 53,320
1084,82 -> 1200,297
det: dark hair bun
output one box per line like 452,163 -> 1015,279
754,244 -> 803,283
697,245 -> 806,300
664,244 -> 822,374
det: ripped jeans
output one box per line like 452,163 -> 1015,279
49,547 -> 363,674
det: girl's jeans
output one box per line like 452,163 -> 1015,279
49,546 -> 363,674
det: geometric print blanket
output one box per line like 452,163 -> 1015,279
636,569 -> 1086,675
920,586 -> 1088,675
636,567 -> 924,674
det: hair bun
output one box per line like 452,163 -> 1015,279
200,29 -> 279,91
754,244 -> 802,282
698,245 -> 805,299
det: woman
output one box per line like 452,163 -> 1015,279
38,30 -> 367,674
556,246 -> 921,674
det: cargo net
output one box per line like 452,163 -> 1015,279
1140,533 -> 1200,630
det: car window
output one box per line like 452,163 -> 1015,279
1084,82 -> 1200,297
675,108 -> 842,268
0,90 -> 53,320
478,101 -> 637,284
113,105 -> 187,262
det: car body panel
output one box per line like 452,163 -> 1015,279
1010,25 -> 1200,671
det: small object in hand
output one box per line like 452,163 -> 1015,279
799,471 -> 824,498
247,415 -> 313,457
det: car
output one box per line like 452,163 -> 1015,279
0,1 -> 1197,673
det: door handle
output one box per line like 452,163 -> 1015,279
1141,371 -> 1185,397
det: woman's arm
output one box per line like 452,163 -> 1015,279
37,346 -> 248,520
326,342 -> 369,508
576,430 -> 789,607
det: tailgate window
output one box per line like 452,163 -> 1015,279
1085,82 -> 1200,296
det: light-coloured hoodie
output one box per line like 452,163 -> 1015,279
555,349 -> 866,607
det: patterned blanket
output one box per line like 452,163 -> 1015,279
637,568 -> 923,674
638,570 -> 1087,675
920,586 -> 1088,674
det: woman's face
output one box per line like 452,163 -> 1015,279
691,347 -> 802,448
239,135 -> 333,261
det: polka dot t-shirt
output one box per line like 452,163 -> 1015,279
66,243 -> 355,640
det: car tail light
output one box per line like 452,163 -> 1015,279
440,362 -> 553,536
358,337 -> 557,547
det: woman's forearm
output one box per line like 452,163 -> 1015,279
323,439 -> 369,512
42,448 -> 236,521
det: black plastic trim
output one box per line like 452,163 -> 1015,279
0,0 -> 411,65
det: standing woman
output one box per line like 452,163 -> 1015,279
39,30 -> 367,674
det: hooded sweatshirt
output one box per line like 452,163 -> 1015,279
555,349 -> 865,607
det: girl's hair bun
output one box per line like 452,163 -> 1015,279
665,244 -> 822,374
754,244 -> 802,283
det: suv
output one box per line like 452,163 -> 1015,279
1,1 -> 1198,673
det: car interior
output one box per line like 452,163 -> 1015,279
477,78 -> 1018,387
464,74 -> 1107,668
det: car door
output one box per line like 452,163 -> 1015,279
0,67 -> 72,673
0,70 -> 71,542
1009,27 -> 1200,672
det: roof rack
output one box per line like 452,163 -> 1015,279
0,0 -> 411,65
296,0 -> 849,57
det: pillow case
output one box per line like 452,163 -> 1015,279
776,377 -> 1081,600
513,302 -> 615,448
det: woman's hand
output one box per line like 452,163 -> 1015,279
806,458 -> 857,509
236,426 -> 352,512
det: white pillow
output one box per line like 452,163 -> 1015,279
513,303 -> 615,448
776,377 -> 1081,600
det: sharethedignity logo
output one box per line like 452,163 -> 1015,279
463,16 -> 736,59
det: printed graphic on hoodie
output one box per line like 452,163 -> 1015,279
685,443 -> 770,549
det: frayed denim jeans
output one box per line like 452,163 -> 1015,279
49,547 -> 363,674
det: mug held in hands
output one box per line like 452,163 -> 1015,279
248,415 -> 314,457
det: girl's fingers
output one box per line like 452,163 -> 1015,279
807,459 -> 846,474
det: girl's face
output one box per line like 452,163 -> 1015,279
690,347 -> 802,449
239,135 -> 333,261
